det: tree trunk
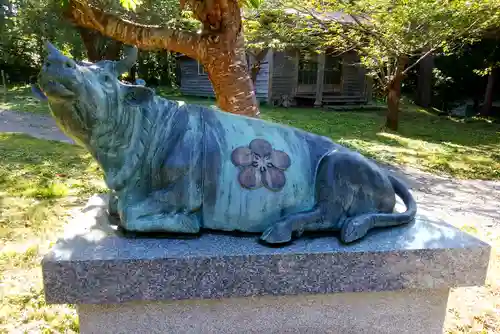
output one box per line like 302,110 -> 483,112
129,65 -> 137,83
66,0 -> 259,117
78,27 -> 123,62
78,27 -> 101,62
482,69 -> 495,116
416,52 -> 434,108
205,36 -> 259,117
314,52 -> 326,107
385,57 -> 408,131
386,83 -> 401,131
248,49 -> 268,89
250,63 -> 259,89
104,40 -> 123,60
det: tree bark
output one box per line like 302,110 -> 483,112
314,52 -> 326,107
66,0 -> 258,117
385,56 -> 408,131
78,27 -> 122,62
482,69 -> 495,116
416,52 -> 434,108
128,64 -> 137,83
104,40 -> 123,60
78,27 -> 101,62
68,1 -> 201,58
248,49 -> 268,89
205,35 -> 258,116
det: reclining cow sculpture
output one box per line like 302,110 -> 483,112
32,42 -> 417,245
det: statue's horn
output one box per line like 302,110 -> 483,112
45,41 -> 64,58
44,40 -> 76,66
114,45 -> 138,75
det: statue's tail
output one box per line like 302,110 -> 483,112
341,174 -> 417,243
387,174 -> 417,223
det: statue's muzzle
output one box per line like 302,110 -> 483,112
38,42 -> 78,99
32,41 -> 139,102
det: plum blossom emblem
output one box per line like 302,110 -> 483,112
231,139 -> 291,191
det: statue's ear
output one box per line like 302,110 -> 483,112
31,84 -> 48,101
123,85 -> 155,106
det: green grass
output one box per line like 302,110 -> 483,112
445,225 -> 500,334
0,133 -> 105,333
0,88 -> 498,332
159,93 -> 500,180
0,85 -> 49,114
5,84 -> 498,179
264,107 -> 500,180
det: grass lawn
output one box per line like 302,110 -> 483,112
0,87 -> 499,332
167,94 -> 500,180
0,135 -> 497,333
1,85 -> 49,114
0,133 -> 106,333
3,85 -> 499,179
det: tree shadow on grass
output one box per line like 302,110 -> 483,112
394,109 -> 500,147
0,133 -> 105,238
0,85 -> 49,114
262,106 -> 500,148
0,133 -> 101,193
259,106 -> 500,179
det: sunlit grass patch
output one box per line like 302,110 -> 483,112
7,86 -> 499,179
0,85 -> 49,114
0,133 -> 103,333
259,106 -> 500,180
445,226 -> 500,333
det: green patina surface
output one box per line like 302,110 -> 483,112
32,43 -> 416,244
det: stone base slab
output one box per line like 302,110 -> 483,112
42,195 -> 491,333
42,195 -> 490,305
78,288 -> 449,334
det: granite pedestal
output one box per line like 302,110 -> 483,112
42,195 -> 491,334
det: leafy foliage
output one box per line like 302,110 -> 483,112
243,6 -> 323,51
286,0 -> 500,88
119,0 -> 142,11
0,0 -> 183,86
411,37 -> 500,111
0,0 -> 87,82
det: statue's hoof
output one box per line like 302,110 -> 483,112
340,217 -> 371,243
178,215 -> 201,233
260,223 -> 292,244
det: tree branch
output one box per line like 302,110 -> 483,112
219,0 -> 242,44
179,0 -> 241,48
347,14 -> 401,56
329,45 -> 357,57
67,0 -> 203,60
402,47 -> 436,75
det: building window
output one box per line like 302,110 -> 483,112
324,55 -> 342,85
298,51 -> 342,86
298,51 -> 318,85
197,61 -> 207,75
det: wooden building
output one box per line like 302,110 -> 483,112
177,48 -> 373,106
